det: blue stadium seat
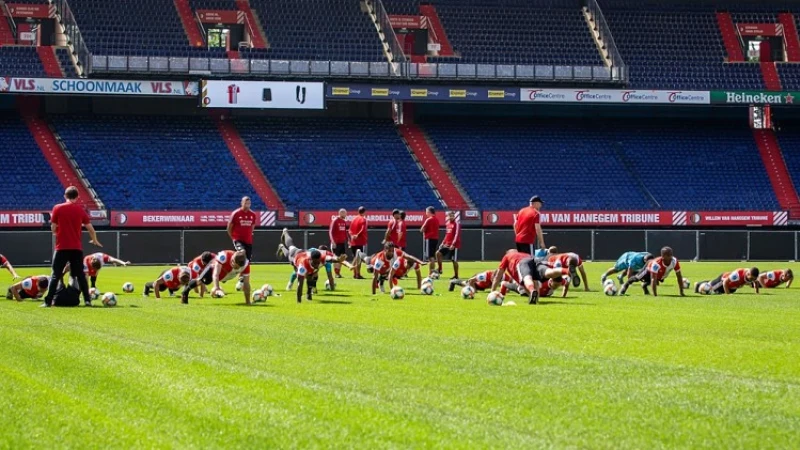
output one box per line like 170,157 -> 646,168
55,47 -> 79,77
776,129 -> 800,197
49,115 -> 266,211
422,118 -> 779,211
0,46 -> 48,77
234,117 -> 438,210
0,114 -> 64,209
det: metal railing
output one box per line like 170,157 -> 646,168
52,0 -> 91,70
584,0 -> 626,70
373,0 -> 407,63
88,55 -> 627,83
1,2 -> 16,37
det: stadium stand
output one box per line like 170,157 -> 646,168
234,117 -> 439,210
49,115 -> 266,210
428,0 -> 603,65
421,118 -> 779,211
55,47 -> 78,78
0,114 -> 65,209
776,129 -> 800,204
242,0 -> 386,62
0,46 -> 48,77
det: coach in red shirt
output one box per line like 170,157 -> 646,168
515,195 -> 546,255
420,206 -> 440,274
329,208 -> 349,278
43,186 -> 102,307
349,206 -> 367,279
228,196 -> 257,261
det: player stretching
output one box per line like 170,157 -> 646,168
619,247 -> 684,297
329,209 -> 349,278
388,253 -> 423,291
211,250 -> 251,304
756,268 -> 793,289
294,249 -> 341,303
696,267 -> 760,295
449,270 -> 518,296
64,252 -> 130,290
383,209 -> 402,248
279,229 -> 346,291
436,211 -> 461,279
6,275 -> 49,301
349,206 -> 368,279
144,266 -> 192,299
181,251 -> 216,300
491,250 -> 575,304
547,252 -> 589,290
0,254 -> 20,280
601,251 -> 654,284
539,277 -> 569,299
420,206 -> 440,276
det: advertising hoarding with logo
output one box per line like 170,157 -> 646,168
201,80 -> 324,109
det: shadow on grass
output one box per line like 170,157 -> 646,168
222,303 -> 276,308
318,300 -> 353,305
537,301 -> 596,306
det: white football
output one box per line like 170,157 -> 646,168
430,271 -> 441,280
89,287 -> 100,300
324,279 -> 333,291
699,282 -> 713,295
101,292 -> 117,307
390,286 -> 405,300
487,291 -> 504,306
422,277 -> 434,286
235,280 -> 244,291
604,283 -> 617,296
261,284 -> 274,296
251,289 -> 266,303
682,278 -> 691,289
603,279 -> 615,287
420,283 -> 434,295
461,285 -> 475,299
212,289 -> 225,298
122,282 -> 134,293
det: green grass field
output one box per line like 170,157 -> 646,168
1,261 -> 799,449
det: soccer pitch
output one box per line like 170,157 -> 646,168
1,261 -> 799,448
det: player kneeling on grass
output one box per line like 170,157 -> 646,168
449,270 -> 517,296
145,266 -> 192,298
619,247 -> 684,297
601,251 -> 654,284
548,252 -> 590,291
695,267 -> 759,295
491,249 -> 574,305
756,268 -> 793,289
185,251 -> 216,298
64,252 -> 130,291
6,275 -> 49,301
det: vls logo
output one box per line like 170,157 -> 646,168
296,85 -> 307,104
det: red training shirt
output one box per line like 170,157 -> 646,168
515,206 -> 540,245
329,216 -> 348,245
349,215 -> 367,246
397,219 -> 407,248
421,215 -> 440,240
443,219 -> 461,248
229,208 -> 257,244
52,201 -> 90,251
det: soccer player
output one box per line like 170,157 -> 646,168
0,254 -> 20,280
619,247 -> 685,297
547,252 -> 589,291
383,209 -> 401,247
144,266 -> 192,299
515,196 -> 545,254
182,251 -> 216,300
329,208 -> 349,278
491,249 -> 574,304
208,249 -> 251,305
436,211 -> 461,279
388,253 -> 423,291
279,229 -> 346,291
696,267 -> 760,295
63,252 -> 130,290
6,275 -> 49,301
349,206 -> 368,279
539,277 -> 569,299
534,246 -> 558,260
228,196 -> 257,262
294,249 -> 341,303
43,186 -> 101,307
756,268 -> 793,289
420,206 -> 440,276
601,251 -> 654,284
397,211 -> 408,251
449,270 -> 518,296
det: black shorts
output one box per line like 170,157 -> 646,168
438,246 -> 458,262
424,239 -> 438,260
708,275 -> 732,294
333,243 -> 346,257
6,287 -> 33,300
200,270 -> 213,285
349,245 -> 364,257
518,257 -> 549,281
233,241 -> 253,261
516,243 -> 535,255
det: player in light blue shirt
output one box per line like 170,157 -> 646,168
601,251 -> 654,284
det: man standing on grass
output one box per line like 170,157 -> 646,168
43,186 -> 102,307
348,206 -> 368,279
436,211 -> 461,280
515,196 -> 546,254
228,196 -> 257,263
329,208 -> 349,278
420,206 -> 440,276
383,209 -> 401,248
